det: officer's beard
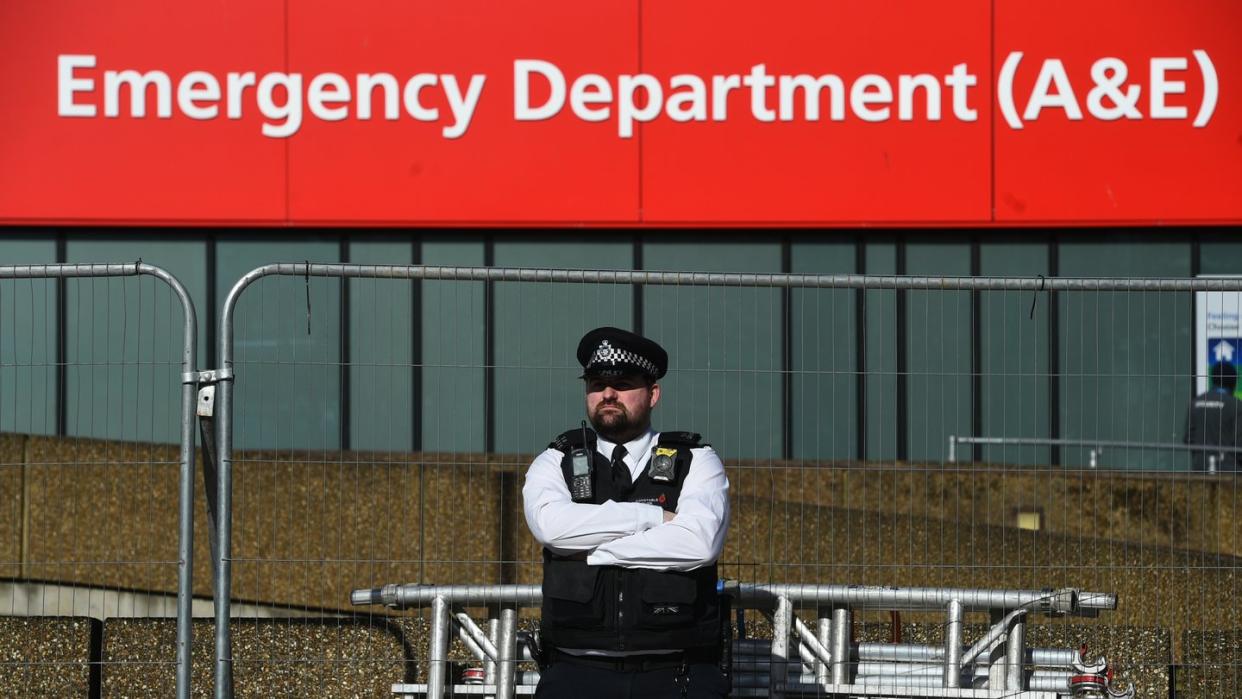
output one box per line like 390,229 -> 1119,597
589,401 -> 651,444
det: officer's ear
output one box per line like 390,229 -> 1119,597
648,381 -> 661,408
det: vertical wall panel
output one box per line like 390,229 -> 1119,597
1199,237 -> 1242,276
421,238 -> 486,453
492,238 -> 633,455
864,241 -> 897,460
0,239 -> 57,436
905,241 -> 972,462
66,239 -> 207,444
348,239 -> 415,453
217,239 -> 341,451
1058,239 -> 1192,469
642,239 -> 782,460
789,240 -> 856,460
978,241 -> 1051,465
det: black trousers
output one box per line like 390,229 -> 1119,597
534,656 -> 729,699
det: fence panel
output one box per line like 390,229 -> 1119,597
0,264 -> 198,699
215,266 -> 1241,698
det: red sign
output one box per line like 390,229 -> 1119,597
0,0 -> 1238,226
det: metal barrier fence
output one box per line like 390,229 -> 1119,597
0,264 -> 198,699
210,266 -> 1242,698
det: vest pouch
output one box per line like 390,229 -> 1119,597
542,560 -> 606,628
636,570 -> 698,629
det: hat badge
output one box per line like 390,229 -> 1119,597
592,340 -> 617,365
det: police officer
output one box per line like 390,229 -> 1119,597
1185,362 -> 1242,472
522,327 -> 731,699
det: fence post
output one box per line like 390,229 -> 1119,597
1006,618 -> 1026,690
428,595 -> 451,699
496,604 -> 518,699
830,604 -> 851,686
158,265 -> 200,699
944,599 -> 964,688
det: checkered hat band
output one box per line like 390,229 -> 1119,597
588,342 -> 658,376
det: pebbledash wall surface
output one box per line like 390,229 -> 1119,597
1,2 -> 1240,469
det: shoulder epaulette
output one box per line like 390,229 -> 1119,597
657,431 -> 703,448
550,427 -> 597,452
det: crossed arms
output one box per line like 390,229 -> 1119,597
521,443 -> 730,572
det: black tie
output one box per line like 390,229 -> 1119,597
610,444 -> 632,493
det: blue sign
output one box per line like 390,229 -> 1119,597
1206,338 -> 1242,398
1209,338 -> 1240,366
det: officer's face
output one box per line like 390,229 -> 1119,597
585,374 -> 661,442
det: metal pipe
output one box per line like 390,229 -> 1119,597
857,674 -> 969,689
496,605 -> 518,699
1029,671 -> 1073,692
485,616 -> 499,685
720,582 -> 1113,613
1031,669 -> 1074,679
1006,618 -> 1026,690
215,268 -> 247,699
792,616 -> 832,669
788,679 -> 1061,696
352,583 -> 543,607
795,637 -> 818,674
947,436 -> 957,463
857,643 -> 944,662
857,662 -> 955,676
830,605 -> 851,685
454,612 -> 498,661
944,600 -> 964,688
455,622 -> 488,662
985,609 -> 1006,690
352,581 -> 1116,613
209,262 -> 1242,292
769,595 -> 792,698
960,608 -> 1027,668
1028,647 -> 1079,666
0,262 -> 154,278
427,597 -> 450,699
855,664 -> 990,678
138,264 -> 200,699
815,609 -> 831,684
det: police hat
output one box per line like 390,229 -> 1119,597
577,327 -> 668,380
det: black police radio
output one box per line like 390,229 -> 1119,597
569,421 -> 593,502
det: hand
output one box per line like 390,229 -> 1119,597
662,510 -> 675,523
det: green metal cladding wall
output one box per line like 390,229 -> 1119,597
0,230 -> 1234,470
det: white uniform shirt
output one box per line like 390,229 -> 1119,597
522,428 -> 730,571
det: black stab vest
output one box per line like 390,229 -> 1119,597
540,428 -> 721,652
